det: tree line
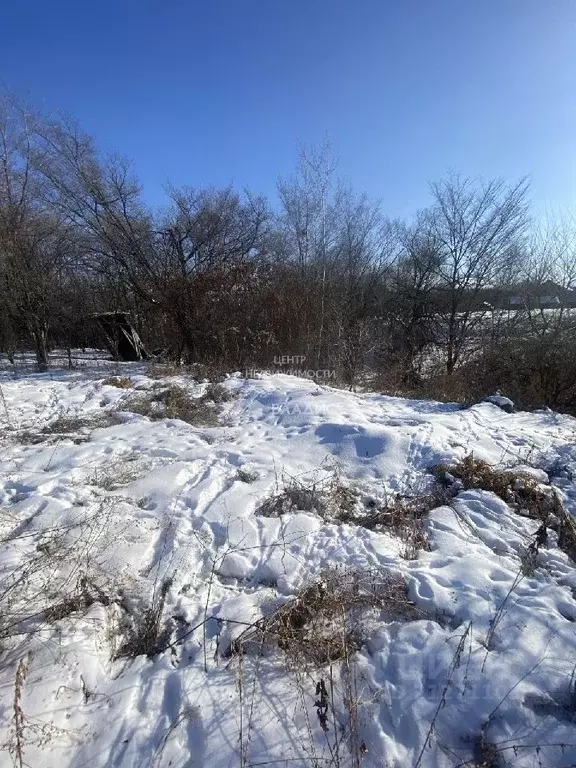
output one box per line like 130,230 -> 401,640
1,94 -> 576,411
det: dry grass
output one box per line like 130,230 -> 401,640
44,575 -> 111,622
0,503 -> 116,644
334,491 -> 448,559
256,474 -> 358,519
432,454 -> 555,521
256,473 -> 440,559
114,577 -> 173,659
146,361 -> 229,382
41,412 -> 121,435
433,454 -> 576,563
203,382 -> 235,403
235,468 -> 258,483
88,460 -> 146,490
146,361 -> 185,379
226,567 -> 422,667
102,376 -> 133,389
122,384 -> 220,426
471,734 -> 502,768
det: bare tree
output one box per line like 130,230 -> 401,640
381,218 -> 441,384
329,187 -> 395,385
426,173 -> 529,373
0,94 -> 79,370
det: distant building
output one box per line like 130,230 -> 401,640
501,281 -> 575,310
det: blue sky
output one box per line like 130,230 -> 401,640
2,0 -> 575,218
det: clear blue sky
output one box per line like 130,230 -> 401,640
2,0 -> 575,218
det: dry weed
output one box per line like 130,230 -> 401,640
102,376 -> 133,389
335,491 -> 446,559
203,382 -> 235,403
235,468 -> 258,483
44,575 -> 111,622
114,577 -> 173,659
434,454 -> 576,564
0,502 -> 115,642
227,567 -> 422,666
122,384 -> 220,426
256,473 -> 358,519
432,454 -> 555,521
472,734 -> 501,767
41,412 -> 120,435
88,461 -> 145,490
256,473 -> 438,558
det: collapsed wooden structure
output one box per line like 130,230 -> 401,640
94,312 -> 148,362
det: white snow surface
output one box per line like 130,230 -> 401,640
0,366 -> 576,767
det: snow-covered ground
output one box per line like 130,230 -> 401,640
1,363 -> 576,767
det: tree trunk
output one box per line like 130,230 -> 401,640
33,327 -> 49,372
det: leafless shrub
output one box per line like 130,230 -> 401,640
227,567 -> 422,666
114,577 -> 173,659
102,376 -> 133,389
376,369 -> 478,407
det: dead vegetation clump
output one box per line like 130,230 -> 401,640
203,382 -> 235,403
122,384 -> 220,426
557,509 -> 576,563
114,578 -> 173,659
0,505 -> 117,643
88,459 -> 147,490
433,453 -> 576,563
226,567 -> 422,666
41,411 -> 121,435
255,477 -> 332,518
41,415 -> 86,434
102,376 -> 133,389
255,470 -> 363,519
44,575 -> 111,622
235,468 -> 258,483
471,733 -> 502,768
432,453 -> 556,521
146,360 -> 229,382
15,411 -> 120,444
334,491 -> 450,559
256,473 -> 440,558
